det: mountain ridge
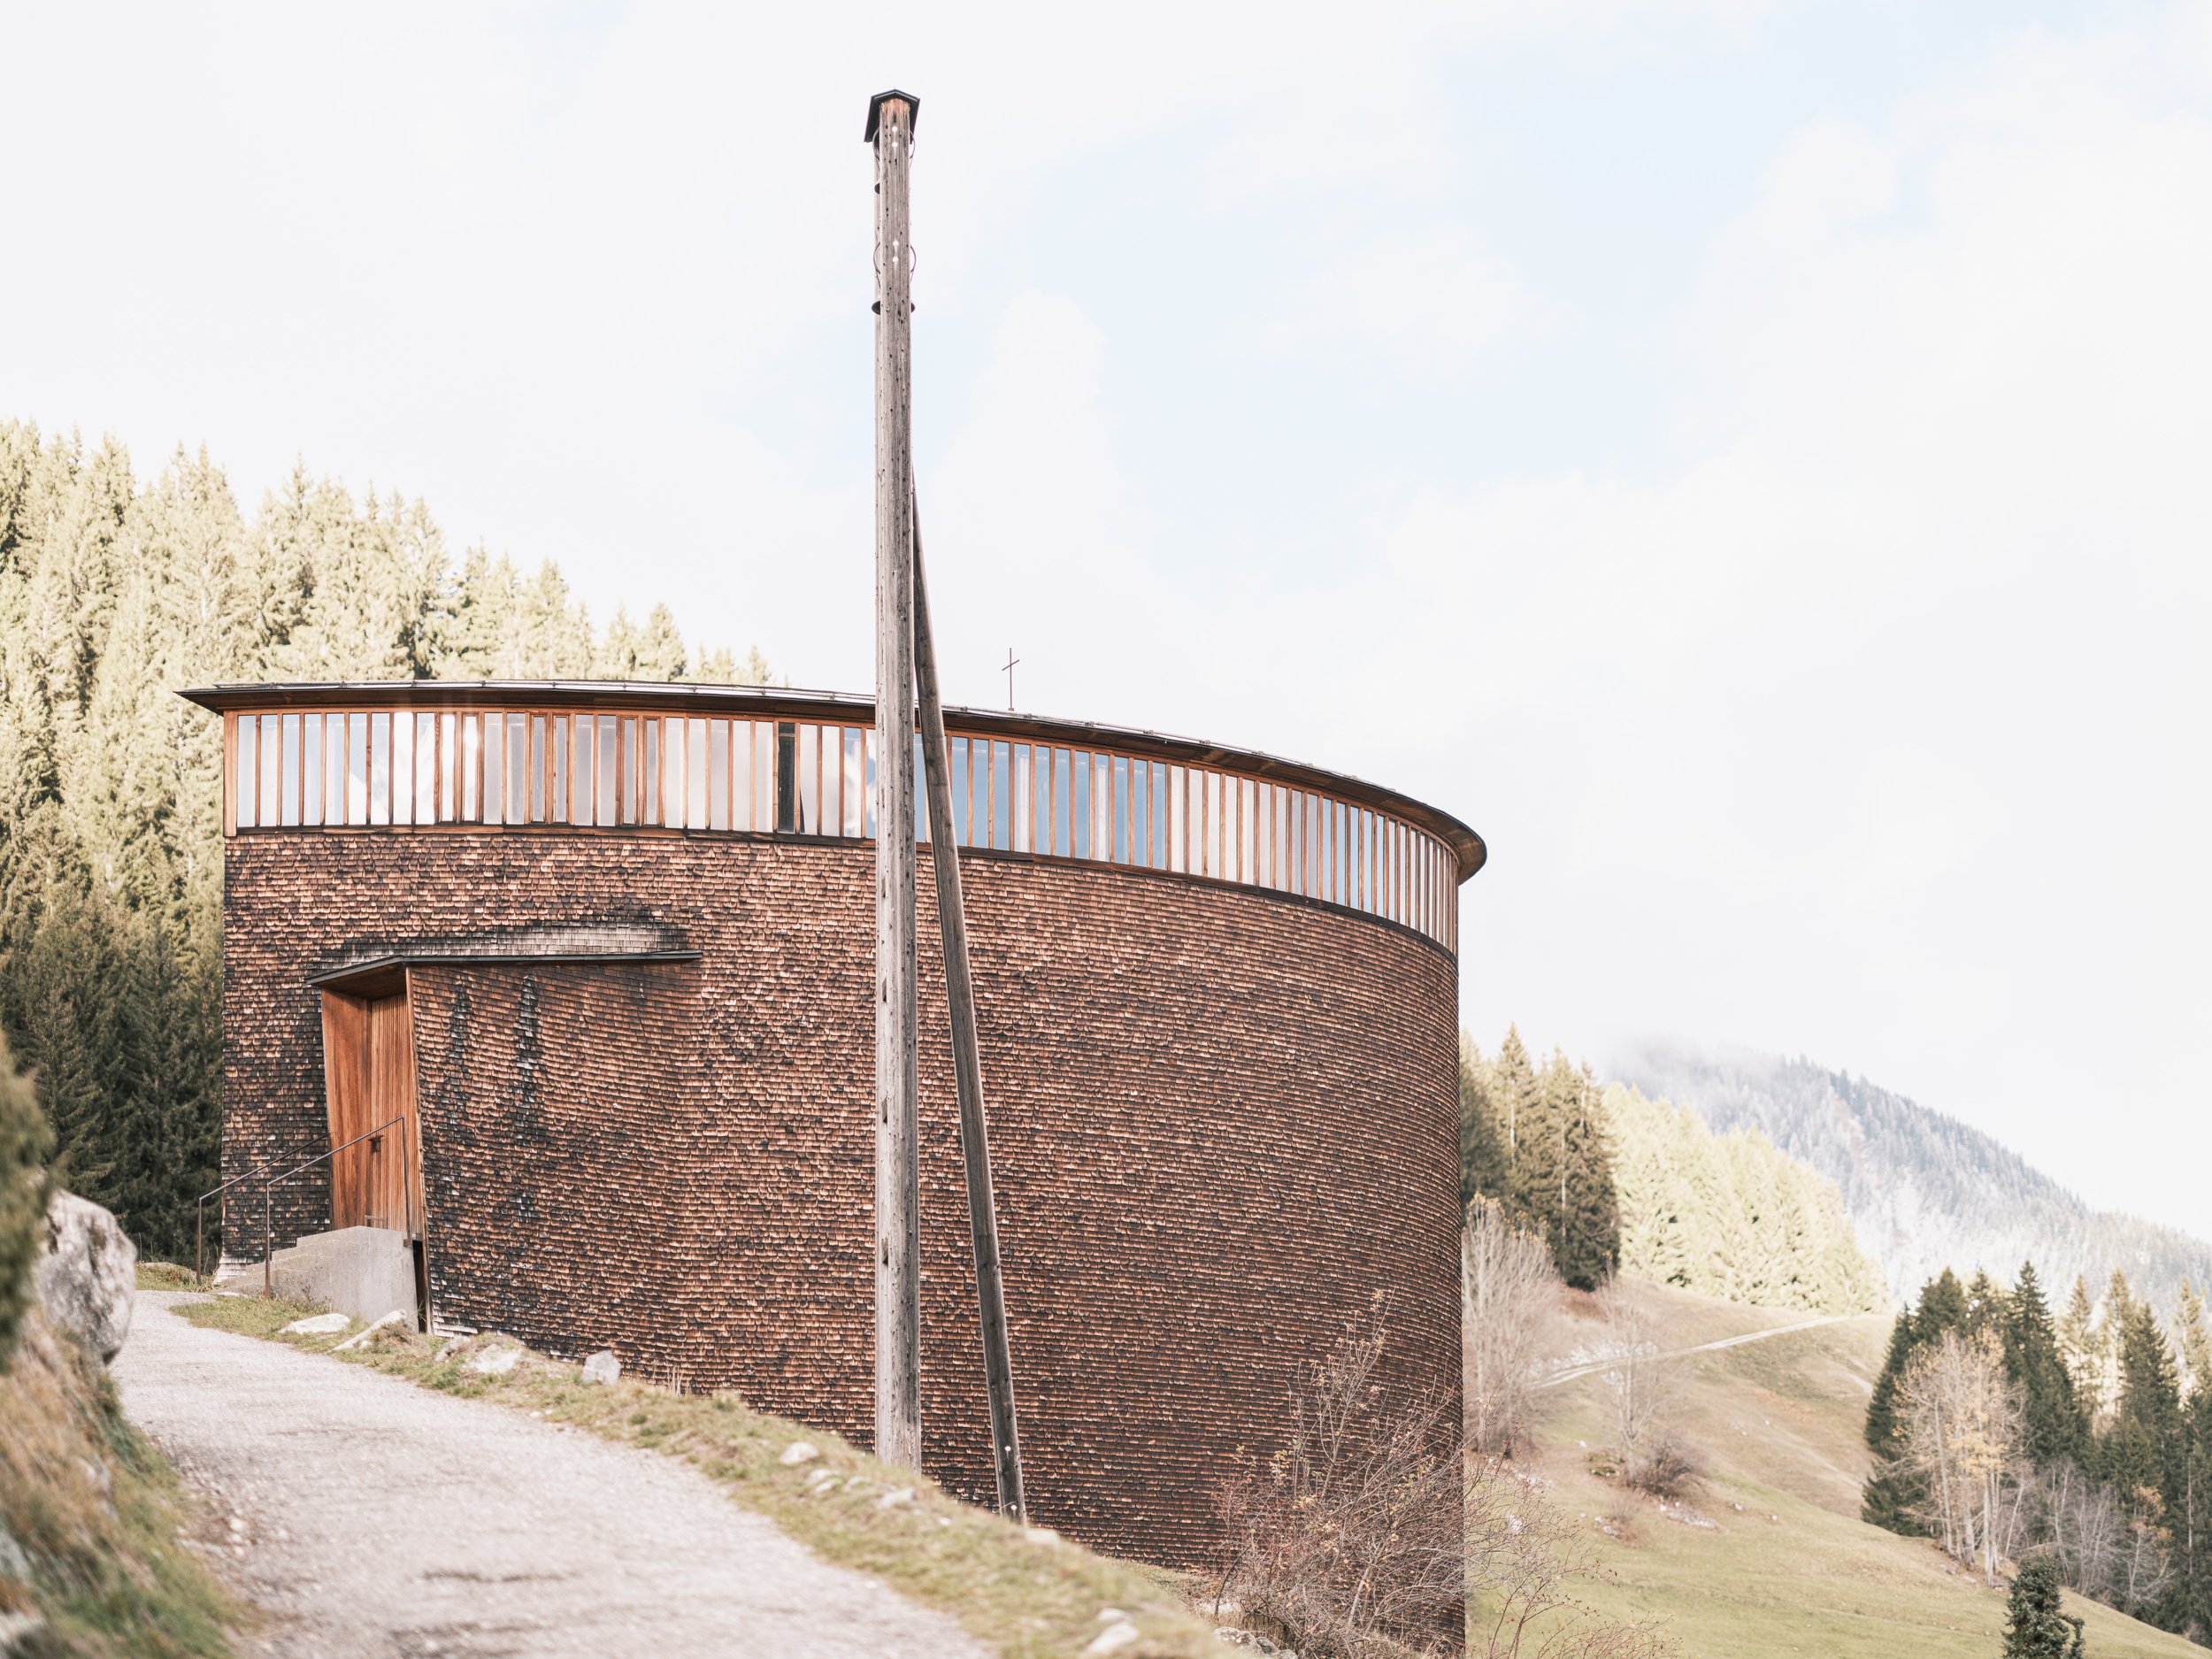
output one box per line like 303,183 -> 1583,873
1601,1034 -> 2212,1310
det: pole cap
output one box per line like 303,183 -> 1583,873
865,89 -> 920,143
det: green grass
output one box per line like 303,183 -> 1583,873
0,1309 -> 239,1657
1532,1279 -> 2200,1659
173,1291 -> 1220,1659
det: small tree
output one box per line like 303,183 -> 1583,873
2003,1555 -> 2086,1657
1897,1326 -> 2024,1583
1598,1281 -> 1701,1499
1463,1199 -> 1557,1456
1215,1312 -> 1675,1658
0,1033 -> 53,1365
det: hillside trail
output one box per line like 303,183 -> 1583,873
113,1292 -> 985,1659
1535,1313 -> 1846,1389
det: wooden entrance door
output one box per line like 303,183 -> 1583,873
320,981 -> 423,1237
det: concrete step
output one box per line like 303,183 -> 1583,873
267,1227 -> 417,1325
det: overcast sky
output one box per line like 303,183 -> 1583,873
7,3 -> 2208,1236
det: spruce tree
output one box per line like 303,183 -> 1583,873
1863,1308 -> 1927,1533
2005,1261 -> 2089,1468
1458,1039 -> 1508,1218
2002,1555 -> 2085,1658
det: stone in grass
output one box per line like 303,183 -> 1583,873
581,1350 -> 620,1386
1081,1620 -> 1140,1657
875,1486 -> 915,1510
777,1440 -> 820,1467
280,1312 -> 353,1336
468,1344 -> 522,1376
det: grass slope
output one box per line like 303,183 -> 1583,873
1531,1279 -> 2198,1659
0,1305 -> 236,1657
171,1286 -> 1220,1659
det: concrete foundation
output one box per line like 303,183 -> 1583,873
267,1227 -> 417,1325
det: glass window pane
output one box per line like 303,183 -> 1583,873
480,713 -> 502,826
234,717 -> 257,828
841,728 -> 862,838
948,737 -> 969,845
521,716 -> 541,824
761,723 -> 780,832
277,714 -> 300,826
568,714 -> 589,824
989,741 -> 1010,850
254,714 -> 278,826
343,713 -> 368,825
1148,762 -> 1167,869
1239,779 -> 1256,884
590,716 -> 612,825
300,712 -> 322,826
792,724 -> 816,833
1012,745 -> 1033,853
688,718 -> 709,830
1253,783 -> 1271,887
413,714 -> 434,823
642,717 -> 662,826
365,712 -> 388,826
1112,755 -> 1132,864
1062,752 -> 1079,858
500,713 -> 523,825
1166,766 -> 1184,872
389,711 -> 412,826
1068,751 -> 1089,858
620,718 -> 639,824
708,720 -> 730,831
1091,754 -> 1110,862
863,728 -> 878,841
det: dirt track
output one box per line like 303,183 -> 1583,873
114,1292 -> 984,1659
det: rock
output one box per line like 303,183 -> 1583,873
1214,1629 -> 1282,1653
332,1310 -> 407,1351
1082,1621 -> 1140,1657
33,1191 -> 136,1362
0,1525 -> 29,1581
1024,1525 -> 1060,1546
777,1440 -> 820,1467
875,1486 -> 915,1510
468,1344 -> 522,1376
581,1349 -> 621,1386
281,1313 -> 353,1336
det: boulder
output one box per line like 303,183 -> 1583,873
580,1349 -> 620,1386
33,1191 -> 135,1362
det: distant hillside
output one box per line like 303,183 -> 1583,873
1602,1036 -> 2212,1310
1536,1280 -> 2199,1659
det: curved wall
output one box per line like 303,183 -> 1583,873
220,827 -> 1460,1563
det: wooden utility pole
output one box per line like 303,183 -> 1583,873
911,494 -> 1028,1520
869,87 -> 922,1471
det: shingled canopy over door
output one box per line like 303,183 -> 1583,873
319,970 -> 423,1237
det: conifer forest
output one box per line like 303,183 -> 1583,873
1866,1256 -> 2212,1638
0,420 -> 761,1262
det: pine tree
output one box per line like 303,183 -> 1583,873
2002,1555 -> 2085,1658
1458,1039 -> 1509,1218
1535,1053 -> 1616,1292
2005,1261 -> 2089,1469
1863,1308 -> 1928,1534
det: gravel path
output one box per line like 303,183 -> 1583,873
114,1293 -> 986,1659
1534,1313 -> 1847,1389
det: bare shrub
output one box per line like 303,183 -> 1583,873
1214,1312 -> 1677,1659
1214,1316 -> 1464,1655
1595,1282 -> 1701,1499
1466,1455 -> 1676,1659
1464,1199 -> 1558,1456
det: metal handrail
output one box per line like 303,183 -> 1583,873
191,1118 -> 409,1294
196,1162 -> 278,1279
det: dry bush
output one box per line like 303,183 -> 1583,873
1214,1315 -> 1465,1655
1594,1282 -> 1701,1500
1464,1200 -> 1557,1456
1214,1311 -> 1677,1659
1466,1457 -> 1676,1659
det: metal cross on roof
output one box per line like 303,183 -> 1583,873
1002,648 -> 1019,711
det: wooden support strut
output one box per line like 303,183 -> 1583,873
870,88 -> 924,1471
911,489 -> 1029,1521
